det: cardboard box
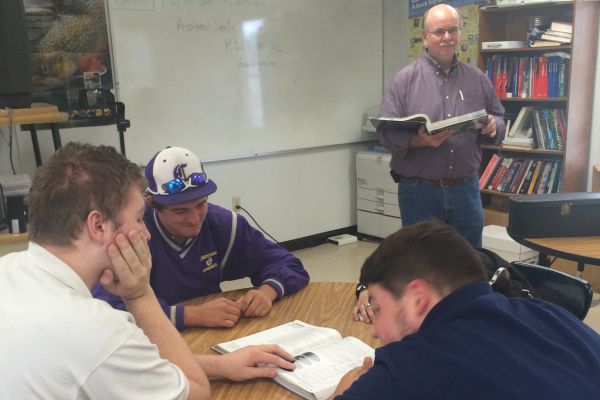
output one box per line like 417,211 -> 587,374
483,207 -> 509,227
482,225 -> 538,263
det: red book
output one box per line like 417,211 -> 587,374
539,57 -> 548,98
517,57 -> 524,98
531,57 -> 539,98
479,154 -> 503,190
488,157 -> 513,191
509,159 -> 531,193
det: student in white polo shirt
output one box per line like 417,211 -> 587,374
0,142 -> 294,399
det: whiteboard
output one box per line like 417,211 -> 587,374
106,0 -> 383,163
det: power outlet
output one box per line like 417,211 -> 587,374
232,196 -> 242,210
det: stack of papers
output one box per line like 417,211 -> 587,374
0,174 -> 31,197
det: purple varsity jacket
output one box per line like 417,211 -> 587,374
93,203 -> 309,330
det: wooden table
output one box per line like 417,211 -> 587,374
181,282 -> 379,399
0,232 -> 28,255
514,236 -> 600,276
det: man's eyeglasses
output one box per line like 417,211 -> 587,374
160,173 -> 208,195
427,27 -> 460,37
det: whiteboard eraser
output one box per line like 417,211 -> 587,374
327,234 -> 358,246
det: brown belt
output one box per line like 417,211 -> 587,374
412,177 -> 465,187
390,171 -> 466,187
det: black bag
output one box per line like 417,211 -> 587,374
476,247 -> 535,298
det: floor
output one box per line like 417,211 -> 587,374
222,239 -> 600,333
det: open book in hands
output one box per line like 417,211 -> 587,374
213,320 -> 375,400
369,109 -> 488,135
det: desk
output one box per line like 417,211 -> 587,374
182,282 -> 378,400
0,232 -> 28,255
0,103 -> 68,167
0,103 -> 129,167
514,236 -> 600,276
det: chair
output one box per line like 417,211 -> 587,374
510,261 -> 593,321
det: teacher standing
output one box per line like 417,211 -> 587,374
377,3 -> 505,247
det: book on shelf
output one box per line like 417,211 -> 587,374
486,54 -> 569,99
535,161 -> 553,194
531,110 -> 546,149
550,21 -> 573,34
502,137 -> 534,150
530,40 -> 562,48
509,159 -> 532,194
527,160 -> 545,194
508,106 -> 534,137
518,160 -> 538,194
369,109 -> 488,136
551,161 -> 563,193
543,29 -> 572,39
488,157 -> 513,191
481,40 -> 529,50
544,161 -> 559,193
479,154 -> 503,190
213,320 -> 375,400
540,33 -> 571,44
498,159 -> 522,193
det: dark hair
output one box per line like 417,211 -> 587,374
28,142 -> 144,246
360,220 -> 487,298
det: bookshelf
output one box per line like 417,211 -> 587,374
477,1 -> 599,222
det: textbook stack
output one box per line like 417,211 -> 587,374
531,21 -> 573,47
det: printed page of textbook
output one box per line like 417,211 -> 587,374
213,320 -> 342,355
275,336 -> 375,400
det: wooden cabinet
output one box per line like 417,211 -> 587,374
477,1 -> 599,220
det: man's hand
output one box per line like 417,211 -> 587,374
410,125 -> 452,148
99,230 -> 152,301
480,115 -> 497,138
328,356 -> 374,399
199,344 -> 296,381
236,285 -> 277,318
352,289 -> 374,324
184,298 -> 242,328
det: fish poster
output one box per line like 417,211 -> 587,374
24,0 -> 113,119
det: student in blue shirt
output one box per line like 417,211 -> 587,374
331,220 -> 600,399
94,146 -> 309,330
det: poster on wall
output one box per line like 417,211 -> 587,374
23,0 -> 114,121
408,1 -> 481,66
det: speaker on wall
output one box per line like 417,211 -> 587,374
0,0 -> 32,109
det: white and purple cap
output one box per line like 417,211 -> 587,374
145,146 -> 217,205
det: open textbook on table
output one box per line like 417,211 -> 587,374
369,108 -> 488,135
213,320 -> 375,400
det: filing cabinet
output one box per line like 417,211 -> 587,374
356,151 -> 401,238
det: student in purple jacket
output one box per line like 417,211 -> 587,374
94,146 -> 309,330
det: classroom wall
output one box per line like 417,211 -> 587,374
0,0 -> 407,242
588,26 -> 600,188
3,3 -> 596,242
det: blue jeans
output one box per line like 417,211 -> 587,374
397,172 -> 483,247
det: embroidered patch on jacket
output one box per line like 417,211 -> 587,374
200,251 -> 217,261
202,256 -> 220,272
